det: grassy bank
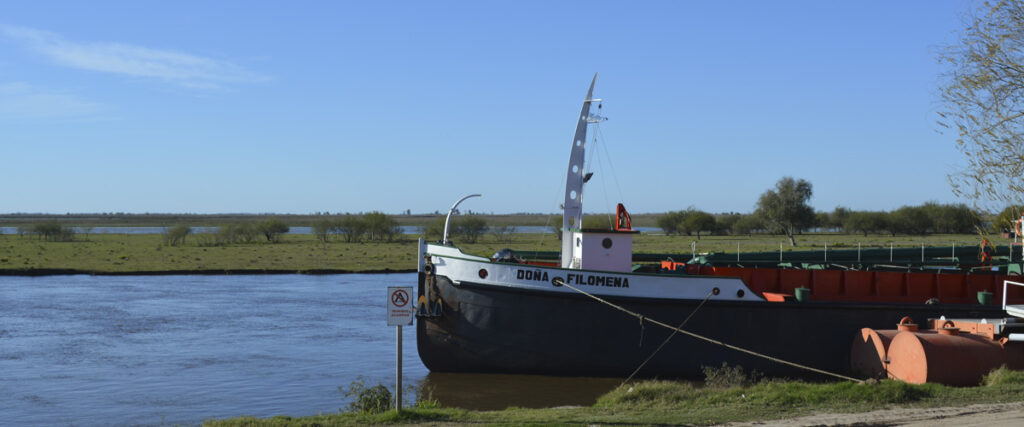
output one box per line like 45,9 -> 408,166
0,232 -> 1011,275
204,368 -> 1024,426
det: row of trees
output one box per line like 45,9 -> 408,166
163,217 -> 290,247
658,201 -> 989,243
19,221 -> 77,242
656,176 -> 1002,246
310,212 -> 401,243
420,216 -> 494,243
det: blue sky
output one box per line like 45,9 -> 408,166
0,1 -> 976,215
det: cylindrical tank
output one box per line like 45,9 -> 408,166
850,328 -> 898,379
887,331 -> 1007,386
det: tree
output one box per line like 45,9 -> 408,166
940,0 -> 1024,210
424,216 -> 446,242
336,215 -> 367,243
730,214 -> 765,235
32,221 -> 74,242
311,217 -> 333,243
830,206 -> 852,232
657,211 -> 686,235
889,206 -> 932,236
456,216 -> 488,243
715,213 -> 741,235
755,177 -> 815,246
996,205 -> 1024,233
683,211 -> 716,240
363,211 -> 399,242
490,224 -> 515,244
258,217 -> 290,243
163,224 -> 191,246
843,211 -> 888,237
923,202 -> 979,234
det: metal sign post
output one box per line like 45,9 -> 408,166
387,286 -> 414,411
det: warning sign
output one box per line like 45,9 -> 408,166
387,286 -> 414,326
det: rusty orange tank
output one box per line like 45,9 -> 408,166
850,328 -> 898,379
886,329 -> 1007,386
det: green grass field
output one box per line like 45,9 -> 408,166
0,231 -> 1014,274
203,368 -> 1024,426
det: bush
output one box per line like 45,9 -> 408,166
731,214 -> 765,235
217,224 -> 240,245
31,221 -> 75,242
657,211 -> 686,235
702,362 -> 762,388
163,224 -> 191,246
456,216 -> 488,243
889,206 -> 932,235
311,217 -> 333,243
983,365 -> 1024,386
257,217 -> 289,242
336,215 -> 367,243
340,379 -> 392,414
363,212 -> 400,242
490,224 -> 514,244
424,216 -> 446,242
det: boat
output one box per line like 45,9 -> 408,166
415,74 -> 1018,379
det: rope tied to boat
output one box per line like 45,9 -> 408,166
623,288 -> 716,386
550,277 -> 864,384
638,315 -> 645,348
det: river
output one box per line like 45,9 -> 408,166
0,274 -> 620,426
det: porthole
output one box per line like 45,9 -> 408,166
478,269 -> 488,279
736,289 -> 745,298
602,238 -> 613,249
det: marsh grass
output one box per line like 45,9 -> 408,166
0,231 -> 1013,274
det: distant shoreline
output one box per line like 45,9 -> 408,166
0,268 -> 417,277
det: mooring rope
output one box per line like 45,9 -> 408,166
622,289 -> 716,386
551,278 -> 864,384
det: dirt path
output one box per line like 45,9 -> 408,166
725,401 -> 1024,426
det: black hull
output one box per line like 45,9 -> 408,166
416,272 -> 1008,379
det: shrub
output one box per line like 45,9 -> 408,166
340,379 -> 392,414
163,224 -> 192,246
490,224 -> 514,244
336,215 -> 367,243
363,212 -> 400,242
456,216 -> 488,243
311,218 -> 333,243
258,217 -> 289,242
702,362 -> 762,388
424,216 -> 446,242
983,365 -> 1024,386
31,221 -> 75,242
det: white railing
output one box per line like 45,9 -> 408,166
1003,280 -> 1024,319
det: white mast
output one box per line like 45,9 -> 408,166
561,73 -> 598,268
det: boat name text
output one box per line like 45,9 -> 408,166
516,269 -> 549,282
565,273 -> 629,288
517,269 -> 629,288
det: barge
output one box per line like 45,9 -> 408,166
415,75 -> 1019,379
